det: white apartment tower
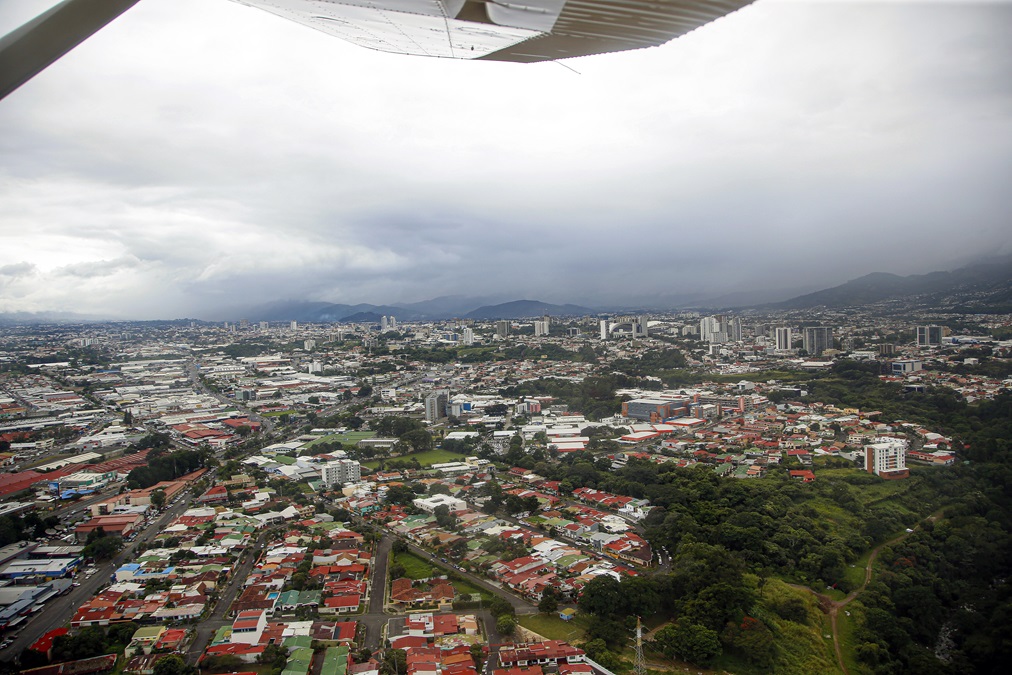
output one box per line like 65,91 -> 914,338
425,389 -> 450,422
322,459 -> 362,487
599,320 -> 610,340
700,315 -> 727,344
864,439 -> 909,479
775,327 -> 793,351
462,328 -> 475,345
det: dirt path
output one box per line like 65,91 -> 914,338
790,511 -> 942,674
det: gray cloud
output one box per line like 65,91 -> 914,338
0,0 -> 1010,319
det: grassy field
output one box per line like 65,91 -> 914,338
303,431 -> 376,447
363,448 -> 464,469
517,613 -> 590,642
393,551 -> 436,579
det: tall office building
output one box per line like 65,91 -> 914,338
425,390 -> 449,422
322,459 -> 362,487
916,325 -> 943,347
775,326 -> 793,351
803,326 -> 833,356
599,320 -> 610,340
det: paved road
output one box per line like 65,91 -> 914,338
183,532 -> 268,665
358,535 -> 391,650
0,492 -> 194,663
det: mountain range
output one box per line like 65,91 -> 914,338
2,256 -> 1009,324
770,254 -> 1012,311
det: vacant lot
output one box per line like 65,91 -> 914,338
364,448 -> 464,469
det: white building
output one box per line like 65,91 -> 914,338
413,494 -> 467,513
322,459 -> 361,487
864,438 -> 908,479
775,326 -> 793,351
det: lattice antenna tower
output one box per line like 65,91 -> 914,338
634,616 -> 646,675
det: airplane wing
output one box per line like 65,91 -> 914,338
228,0 -> 755,62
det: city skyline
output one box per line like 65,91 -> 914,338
1,0 -> 1011,320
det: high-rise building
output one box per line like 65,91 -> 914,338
322,459 -> 361,487
728,317 -> 742,342
425,390 -> 449,422
864,439 -> 908,479
496,321 -> 510,338
916,325 -> 943,347
534,320 -> 550,336
304,339 -> 316,351
290,320 -> 298,331
260,321 -> 269,331
462,328 -> 474,345
700,316 -> 727,344
803,326 -> 833,356
638,315 -> 650,338
775,327 -> 793,351
380,316 -> 389,332
599,320 -> 610,340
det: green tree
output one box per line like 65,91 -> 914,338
150,488 -> 166,510
538,589 -> 559,614
578,575 -> 624,617
654,620 -> 722,666
488,595 -> 514,618
153,654 -> 197,675
496,614 -> 516,635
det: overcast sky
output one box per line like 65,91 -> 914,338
1,0 -> 1010,320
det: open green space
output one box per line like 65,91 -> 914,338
447,576 -> 495,603
517,613 -> 590,642
393,551 -> 436,580
303,430 -> 376,447
364,448 -> 464,469
261,409 -> 297,417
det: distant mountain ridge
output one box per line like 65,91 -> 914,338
774,255 -> 1012,310
463,299 -> 597,320
243,297 -> 599,322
